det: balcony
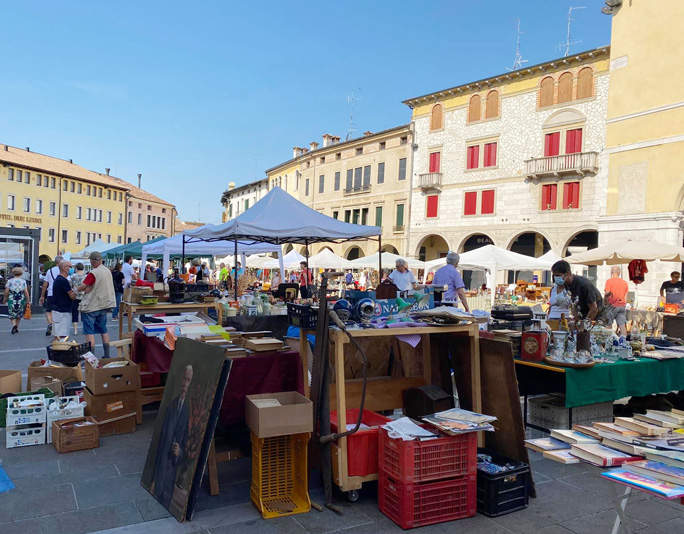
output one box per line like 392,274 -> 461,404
418,172 -> 443,191
343,184 -> 371,196
524,151 -> 598,179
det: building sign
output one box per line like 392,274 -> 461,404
0,214 -> 42,224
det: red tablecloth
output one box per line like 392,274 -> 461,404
132,330 -> 304,428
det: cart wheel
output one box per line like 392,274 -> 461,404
347,490 -> 359,502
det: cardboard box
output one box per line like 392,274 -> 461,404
85,358 -> 140,395
64,381 -> 86,402
52,417 -> 99,453
27,361 -> 84,392
30,376 -> 63,396
123,286 -> 153,303
0,370 -> 22,395
93,412 -> 136,436
84,387 -> 138,436
246,392 -> 313,438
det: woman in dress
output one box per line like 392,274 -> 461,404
69,263 -> 86,335
4,267 -> 29,334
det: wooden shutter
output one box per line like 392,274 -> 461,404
346,169 -> 353,190
429,152 -> 441,172
539,77 -> 554,107
544,132 -> 560,157
483,142 -> 497,167
464,191 -> 477,215
468,95 -> 481,122
431,104 -> 443,130
396,204 -> 404,226
354,167 -> 362,189
577,67 -> 593,99
467,145 -> 479,169
562,182 -> 580,209
541,184 -> 557,210
565,128 -> 583,154
377,163 -> 385,184
558,72 -> 573,103
426,195 -> 439,218
570,182 -> 580,208
481,189 -> 495,214
363,166 -> 371,187
485,90 -> 499,119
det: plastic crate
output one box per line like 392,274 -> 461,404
379,427 -> 477,483
528,395 -> 613,436
6,424 -> 46,448
379,472 -> 476,529
330,409 -> 391,477
286,303 -> 317,329
476,448 -> 530,517
46,342 -> 90,367
45,396 -> 84,444
6,395 -> 46,426
250,432 -> 311,519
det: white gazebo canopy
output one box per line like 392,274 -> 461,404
567,240 -> 684,265
264,249 -> 306,269
425,245 -> 550,272
307,248 -> 355,269
73,239 -> 120,258
351,252 -> 426,270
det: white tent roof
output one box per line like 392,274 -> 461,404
307,248 -> 355,269
537,250 -> 563,269
264,249 -> 306,269
74,239 -> 120,257
184,187 -> 381,245
351,252 -> 425,270
425,245 -> 550,272
567,240 -> 684,265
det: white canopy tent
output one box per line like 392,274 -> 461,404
73,239 -> 120,259
351,252 -> 426,270
184,187 -> 382,297
537,250 -> 563,269
307,248 -> 355,269
567,240 -> 684,266
264,249 -> 306,269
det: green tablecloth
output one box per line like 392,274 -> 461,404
565,358 -> 684,407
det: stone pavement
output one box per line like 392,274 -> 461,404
0,314 -> 683,533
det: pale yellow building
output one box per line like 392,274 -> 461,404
120,180 -> 176,243
600,0 -> 684,302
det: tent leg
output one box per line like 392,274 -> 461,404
234,237 -> 238,300
305,239 -> 310,297
182,236 -> 186,274
378,236 -> 382,284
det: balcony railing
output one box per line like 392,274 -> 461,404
418,172 -> 443,191
343,184 -> 372,195
525,151 -> 598,178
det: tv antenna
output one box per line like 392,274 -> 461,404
506,18 -> 528,71
557,6 -> 585,57
346,88 -> 360,141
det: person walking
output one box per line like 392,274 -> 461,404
605,266 -> 629,337
77,252 -> 116,357
122,256 -> 137,288
112,263 -> 125,321
52,261 -> 76,340
69,263 -> 86,335
4,267 -> 29,334
39,255 -> 63,336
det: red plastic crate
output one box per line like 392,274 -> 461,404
379,472 -> 476,529
330,409 -> 391,476
378,427 -> 476,483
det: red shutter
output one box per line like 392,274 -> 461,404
544,132 -> 560,157
570,181 -> 580,208
565,128 -> 582,154
541,184 -> 557,210
562,182 -> 580,209
483,142 -> 497,167
429,152 -> 441,173
426,195 -> 439,218
481,189 -> 495,214
467,145 -> 479,169
464,191 -> 477,215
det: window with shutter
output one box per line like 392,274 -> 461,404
481,190 -> 495,214
396,204 -> 404,227
429,152 -> 441,173
483,142 -> 497,167
363,165 -> 371,187
541,184 -> 558,210
334,171 -> 340,191
430,104 -> 443,130
464,191 -> 477,215
562,181 -> 580,209
354,167 -> 362,189
319,175 -> 325,193
539,77 -> 554,107
466,145 -> 479,169
398,158 -> 407,181
558,72 -> 573,103
426,195 -> 439,218
375,206 -> 383,226
485,90 -> 499,119
577,67 -> 593,99
468,95 -> 481,122
544,132 -> 560,157
565,128 -> 583,154
377,163 -> 385,184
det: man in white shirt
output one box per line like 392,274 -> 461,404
122,256 -> 137,288
39,255 -> 63,336
388,259 -> 417,292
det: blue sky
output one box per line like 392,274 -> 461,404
0,1 -> 611,223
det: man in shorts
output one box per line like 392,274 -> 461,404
39,255 -> 63,336
77,252 -> 115,357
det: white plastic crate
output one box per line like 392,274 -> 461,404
6,395 -> 46,426
528,395 -> 613,437
45,396 -> 85,444
6,424 -> 46,448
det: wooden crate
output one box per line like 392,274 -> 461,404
52,416 -> 99,453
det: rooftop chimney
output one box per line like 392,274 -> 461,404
363,131 -> 373,137
293,146 -> 304,159
26,147 -> 30,152
310,141 -> 319,151
137,173 -> 142,189
322,133 -> 333,148
229,182 -> 236,190
4,145 -> 8,152
105,168 -> 110,176
69,159 -> 73,163
332,136 -> 341,144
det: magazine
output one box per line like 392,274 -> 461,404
421,408 -> 496,435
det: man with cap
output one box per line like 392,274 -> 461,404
432,252 -> 470,312
77,252 -> 116,357
39,254 -> 64,336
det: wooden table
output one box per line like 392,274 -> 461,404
118,301 -> 223,338
326,323 -> 482,495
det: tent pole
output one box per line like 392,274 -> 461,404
181,235 -> 186,274
378,236 -> 382,285
234,236 -> 238,300
305,239 -> 310,297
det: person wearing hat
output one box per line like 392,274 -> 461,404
432,252 -> 470,312
77,252 -> 116,357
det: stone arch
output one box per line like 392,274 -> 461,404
415,234 -> 451,261
562,228 -> 599,257
344,245 -> 364,260
317,245 -> 334,254
675,182 -> 684,212
284,244 -> 294,254
381,244 -> 399,254
457,233 -> 496,253
543,108 -> 586,129
505,230 -> 553,257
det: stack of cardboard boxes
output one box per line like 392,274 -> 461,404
84,358 -> 140,435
